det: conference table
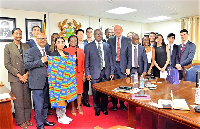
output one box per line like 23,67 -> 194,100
93,77 -> 200,129
0,86 -> 16,129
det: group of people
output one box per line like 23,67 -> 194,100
4,24 -> 196,129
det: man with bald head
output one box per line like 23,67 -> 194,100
24,33 -> 55,129
107,24 -> 131,111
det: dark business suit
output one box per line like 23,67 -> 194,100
131,45 -> 148,75
176,40 -> 196,79
26,39 -> 50,52
168,44 -> 178,68
107,35 -> 131,107
24,46 -> 50,127
4,42 -> 32,125
85,40 -> 114,111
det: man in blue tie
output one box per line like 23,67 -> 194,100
175,29 -> 196,79
167,33 -> 178,68
85,29 -> 114,116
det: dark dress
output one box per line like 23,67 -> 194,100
153,44 -> 167,78
50,50 -> 69,56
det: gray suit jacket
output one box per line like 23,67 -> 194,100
4,42 -> 30,82
24,46 -> 50,89
131,45 -> 148,75
107,36 -> 132,74
84,41 -> 114,79
176,40 -> 196,67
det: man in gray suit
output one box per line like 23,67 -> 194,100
24,33 -> 55,129
85,29 -> 114,116
176,29 -> 196,79
131,33 -> 147,76
107,24 -> 131,111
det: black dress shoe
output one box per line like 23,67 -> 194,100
83,102 -> 92,107
112,105 -> 118,111
44,121 -> 56,126
95,110 -> 100,116
47,111 -> 53,115
102,109 -> 108,115
120,105 -> 128,111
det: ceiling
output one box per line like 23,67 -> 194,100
0,0 -> 200,23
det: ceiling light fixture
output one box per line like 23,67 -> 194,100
148,16 -> 171,21
106,7 -> 137,15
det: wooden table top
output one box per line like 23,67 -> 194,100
0,86 -> 16,103
93,77 -> 200,128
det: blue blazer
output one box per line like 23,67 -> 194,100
176,40 -> 196,67
24,46 -> 50,89
84,41 -> 114,79
107,36 -> 132,74
170,44 -> 178,67
26,39 -> 50,52
131,45 -> 148,75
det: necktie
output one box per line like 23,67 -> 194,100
98,43 -> 103,70
42,49 -> 45,57
134,46 -> 138,68
117,38 -> 120,61
180,44 -> 185,63
170,45 -> 172,65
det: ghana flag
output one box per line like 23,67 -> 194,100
48,55 -> 78,108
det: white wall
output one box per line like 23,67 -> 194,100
145,19 -> 182,45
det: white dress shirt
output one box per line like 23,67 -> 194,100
132,44 -> 139,67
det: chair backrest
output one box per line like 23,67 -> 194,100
183,63 -> 200,82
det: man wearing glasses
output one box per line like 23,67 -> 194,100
24,33 -> 56,129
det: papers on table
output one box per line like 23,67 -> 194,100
0,93 -> 11,100
113,86 -> 141,94
173,99 -> 190,110
160,71 -> 168,79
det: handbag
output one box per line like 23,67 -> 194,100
166,67 -> 179,84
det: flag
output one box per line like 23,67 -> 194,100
43,14 -> 46,35
99,18 -> 102,30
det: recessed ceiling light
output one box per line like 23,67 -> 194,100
106,7 -> 137,15
148,16 -> 171,21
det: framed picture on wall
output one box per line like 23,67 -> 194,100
25,18 -> 42,41
0,17 -> 16,42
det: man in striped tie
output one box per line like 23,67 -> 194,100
85,29 -> 114,116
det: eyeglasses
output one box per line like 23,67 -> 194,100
37,38 -> 47,40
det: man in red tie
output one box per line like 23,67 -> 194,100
107,24 -> 131,111
175,29 -> 196,79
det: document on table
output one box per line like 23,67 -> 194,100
0,93 -> 11,100
160,71 -> 168,79
173,99 -> 190,110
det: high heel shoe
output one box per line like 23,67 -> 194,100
77,107 -> 83,115
71,109 -> 76,116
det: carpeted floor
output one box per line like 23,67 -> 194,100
13,96 -> 129,129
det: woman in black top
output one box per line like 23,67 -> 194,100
151,34 -> 170,78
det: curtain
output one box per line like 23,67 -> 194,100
181,16 -> 200,61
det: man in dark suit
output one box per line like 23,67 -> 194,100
24,33 -> 55,129
83,27 -> 93,43
26,26 -> 50,51
107,24 -> 131,111
176,29 -> 196,79
102,28 -> 110,43
85,29 -> 114,116
167,33 -> 178,68
131,33 -> 147,75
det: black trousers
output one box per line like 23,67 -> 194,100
82,80 -> 89,104
91,68 -> 108,111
